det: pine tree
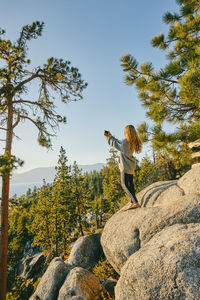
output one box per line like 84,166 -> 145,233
71,161 -> 91,236
8,195 -> 33,267
85,170 -> 105,229
103,149 -> 124,217
137,121 -> 193,176
51,147 -> 74,255
132,153 -> 182,193
0,22 -> 87,298
121,0 -> 200,123
31,181 -> 52,251
86,170 -> 104,201
92,194 -> 107,229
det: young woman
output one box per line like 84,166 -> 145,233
104,125 -> 141,210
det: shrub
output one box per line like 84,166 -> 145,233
93,259 -> 119,281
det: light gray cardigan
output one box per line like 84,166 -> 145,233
106,136 -> 136,174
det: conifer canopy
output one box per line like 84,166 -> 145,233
121,0 -> 200,124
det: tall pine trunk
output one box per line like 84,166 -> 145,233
0,174 -> 10,300
0,99 -> 13,300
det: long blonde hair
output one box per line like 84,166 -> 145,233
125,125 -> 142,154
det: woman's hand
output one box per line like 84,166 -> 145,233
104,130 -> 112,137
107,131 -> 112,138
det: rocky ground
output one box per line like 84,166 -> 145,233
102,164 -> 200,299
26,164 -> 200,299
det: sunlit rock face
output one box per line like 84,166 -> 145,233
67,233 -> 103,271
58,267 -> 104,300
29,234 -> 104,300
30,257 -> 72,300
101,165 -> 200,300
115,223 -> 200,300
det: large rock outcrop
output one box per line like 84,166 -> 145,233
101,193 -> 200,273
115,223 -> 200,300
67,233 -> 103,271
101,165 -> 200,299
137,180 -> 177,207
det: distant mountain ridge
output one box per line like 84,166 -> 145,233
11,163 -> 105,184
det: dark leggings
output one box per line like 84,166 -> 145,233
121,172 -> 138,204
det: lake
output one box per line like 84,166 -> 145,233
0,182 -> 44,197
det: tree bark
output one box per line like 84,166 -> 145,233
0,98 -> 13,300
0,174 -> 10,300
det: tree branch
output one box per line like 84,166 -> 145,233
137,69 -> 178,84
12,114 -> 20,129
15,71 -> 41,91
12,99 -> 44,106
19,115 -> 53,136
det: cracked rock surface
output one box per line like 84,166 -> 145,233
101,193 -> 200,273
115,223 -> 200,300
101,165 -> 200,299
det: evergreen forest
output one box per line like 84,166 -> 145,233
6,144 -> 193,298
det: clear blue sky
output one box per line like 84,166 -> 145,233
0,0 -> 179,172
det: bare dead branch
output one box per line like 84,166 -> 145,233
12,114 -> 20,129
13,132 -> 21,140
19,114 -> 54,136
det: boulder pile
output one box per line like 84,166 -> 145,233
30,233 -> 105,300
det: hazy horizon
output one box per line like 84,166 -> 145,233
14,162 -> 106,174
